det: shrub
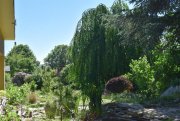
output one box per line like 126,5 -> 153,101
0,90 -> 6,98
28,92 -> 37,104
41,67 -> 56,93
12,72 -> 31,86
105,75 -> 133,93
127,56 -> 157,98
6,83 -> 30,104
44,100 -> 57,119
29,81 -> 37,92
25,74 -> 43,90
54,83 -> 79,119
152,42 -> 180,92
5,73 -> 11,83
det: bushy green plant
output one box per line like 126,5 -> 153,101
127,38 -> 180,98
60,64 -> 71,85
44,100 -> 57,119
63,87 -> 79,113
26,66 -> 57,93
152,41 -> 180,92
6,83 -> 30,104
25,74 -> 43,90
5,73 -> 11,83
127,56 -> 157,98
52,64 -> 78,91
40,66 -> 56,93
54,82 -> 79,120
0,90 -> 6,98
29,81 -> 37,92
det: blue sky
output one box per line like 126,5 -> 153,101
5,0 -> 115,63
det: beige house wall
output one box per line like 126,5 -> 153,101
0,34 -> 4,90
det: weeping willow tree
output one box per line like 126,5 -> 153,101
70,1 -> 135,115
71,0 -> 156,114
71,4 -> 109,114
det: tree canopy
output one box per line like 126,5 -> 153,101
44,45 -> 69,74
6,44 -> 37,76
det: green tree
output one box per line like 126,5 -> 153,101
71,1 -> 137,114
71,4 -> 109,114
44,45 -> 69,75
152,31 -> 180,92
126,0 -> 180,45
111,0 -> 129,14
70,0 -> 179,115
125,0 -> 180,91
6,44 -> 37,76
127,31 -> 180,97
128,0 -> 179,15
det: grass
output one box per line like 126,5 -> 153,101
102,92 -> 144,104
143,92 -> 180,106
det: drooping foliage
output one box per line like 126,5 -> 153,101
103,1 -> 144,78
71,4 -> 109,113
70,0 -> 149,114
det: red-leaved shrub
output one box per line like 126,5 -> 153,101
105,76 -> 133,93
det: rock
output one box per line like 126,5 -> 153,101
117,103 -> 144,110
0,105 -> 4,115
159,115 -> 169,120
94,102 -> 180,121
0,97 -> 8,115
101,117 -> 131,121
161,86 -> 180,97
22,118 -> 33,121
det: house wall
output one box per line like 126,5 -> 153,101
0,34 -> 4,90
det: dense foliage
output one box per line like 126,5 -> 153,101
6,83 -> 30,105
6,44 -> 37,76
127,56 -> 156,98
44,45 -> 69,75
70,0 -> 180,115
